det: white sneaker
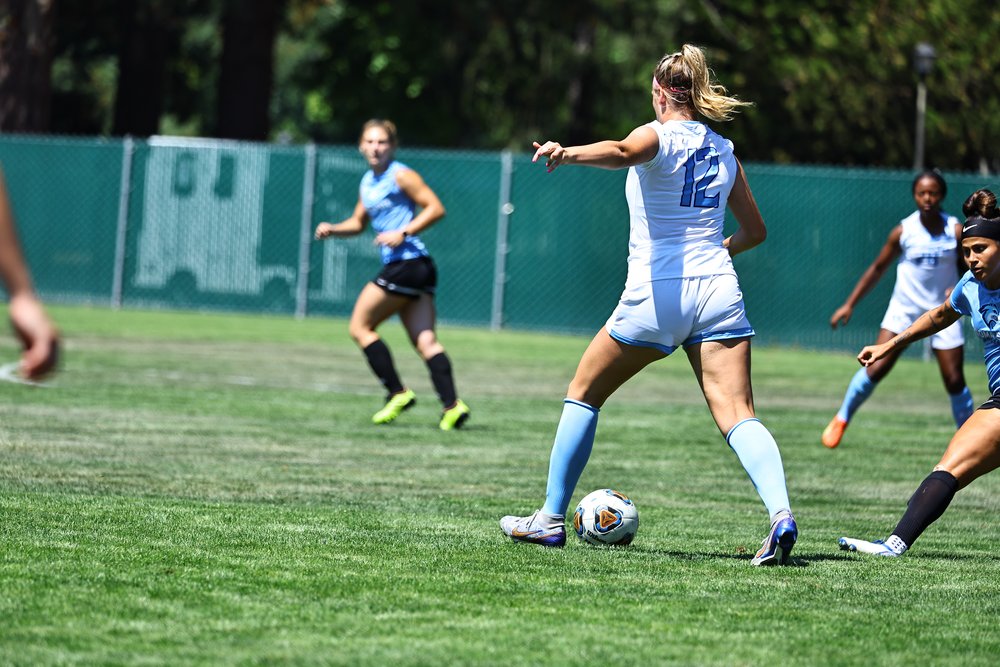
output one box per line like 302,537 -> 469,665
499,511 -> 566,547
838,536 -> 903,557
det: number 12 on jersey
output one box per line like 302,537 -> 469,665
680,147 -> 720,209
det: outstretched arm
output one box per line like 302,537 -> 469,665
531,125 -> 659,172
857,301 -> 961,367
830,226 -> 902,329
0,167 -> 59,379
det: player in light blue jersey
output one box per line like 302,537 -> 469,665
840,189 -> 1000,557
500,45 -> 797,565
315,120 -> 470,431
823,171 -> 972,448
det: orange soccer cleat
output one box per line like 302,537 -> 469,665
821,416 -> 848,448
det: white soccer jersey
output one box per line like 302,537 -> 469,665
623,120 -> 738,286
889,210 -> 961,312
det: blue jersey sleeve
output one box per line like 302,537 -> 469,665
949,271 -> 974,316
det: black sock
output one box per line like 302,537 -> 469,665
891,470 -> 959,547
425,352 -> 457,407
362,340 -> 404,396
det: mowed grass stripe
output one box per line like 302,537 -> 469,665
0,305 -> 998,665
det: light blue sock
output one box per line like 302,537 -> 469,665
836,367 -> 876,422
541,399 -> 599,517
726,418 -> 791,520
949,387 -> 974,427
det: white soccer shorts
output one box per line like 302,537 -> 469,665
881,299 -> 964,350
605,273 -> 754,355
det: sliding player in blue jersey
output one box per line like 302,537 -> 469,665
315,119 -> 470,431
823,172 -> 972,448
841,189 -> 1000,557
500,45 -> 797,566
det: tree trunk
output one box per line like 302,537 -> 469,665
0,0 -> 55,132
216,0 -> 283,140
112,0 -> 169,137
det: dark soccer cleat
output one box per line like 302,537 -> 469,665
751,513 -> 798,566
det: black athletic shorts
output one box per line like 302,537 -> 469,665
373,256 -> 437,298
978,393 -> 1000,411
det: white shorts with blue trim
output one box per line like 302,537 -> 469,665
881,299 -> 964,350
605,274 -> 755,355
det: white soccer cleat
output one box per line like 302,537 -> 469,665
838,536 -> 903,557
499,511 -> 566,547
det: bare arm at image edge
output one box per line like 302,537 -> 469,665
0,167 -> 60,379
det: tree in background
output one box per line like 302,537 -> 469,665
6,0 -> 1000,170
112,0 -> 171,137
0,0 -> 55,132
216,0 -> 285,140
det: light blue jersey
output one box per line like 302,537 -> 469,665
949,270 -> 1000,395
359,160 -> 429,264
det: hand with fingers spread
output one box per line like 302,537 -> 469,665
532,141 -> 568,173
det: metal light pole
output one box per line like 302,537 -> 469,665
912,42 -> 936,170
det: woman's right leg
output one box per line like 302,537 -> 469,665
348,283 -> 413,421
823,328 -> 905,448
541,329 -> 665,514
500,329 -> 664,545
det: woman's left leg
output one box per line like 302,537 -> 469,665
399,293 -> 470,429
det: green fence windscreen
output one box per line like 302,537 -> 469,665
2,134 -> 997,353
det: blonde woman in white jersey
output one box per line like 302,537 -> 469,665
822,172 -> 972,449
499,45 -> 797,566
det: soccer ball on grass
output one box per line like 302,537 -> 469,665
573,488 -> 638,546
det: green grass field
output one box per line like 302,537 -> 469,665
2,305 -> 999,666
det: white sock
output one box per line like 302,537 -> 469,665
884,534 -> 908,554
770,508 -> 793,525
537,511 -> 565,529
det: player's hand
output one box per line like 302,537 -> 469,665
374,230 -> 406,248
830,304 -> 853,329
314,222 -> 336,240
857,343 -> 887,367
532,141 -> 567,172
8,292 -> 59,380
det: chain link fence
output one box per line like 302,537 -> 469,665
1,134 -> 997,352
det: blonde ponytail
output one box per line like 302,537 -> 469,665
653,44 -> 751,122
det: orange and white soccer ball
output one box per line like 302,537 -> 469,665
573,488 -> 638,546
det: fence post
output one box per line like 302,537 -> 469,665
110,136 -> 135,309
491,150 -> 514,331
295,142 -> 317,319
